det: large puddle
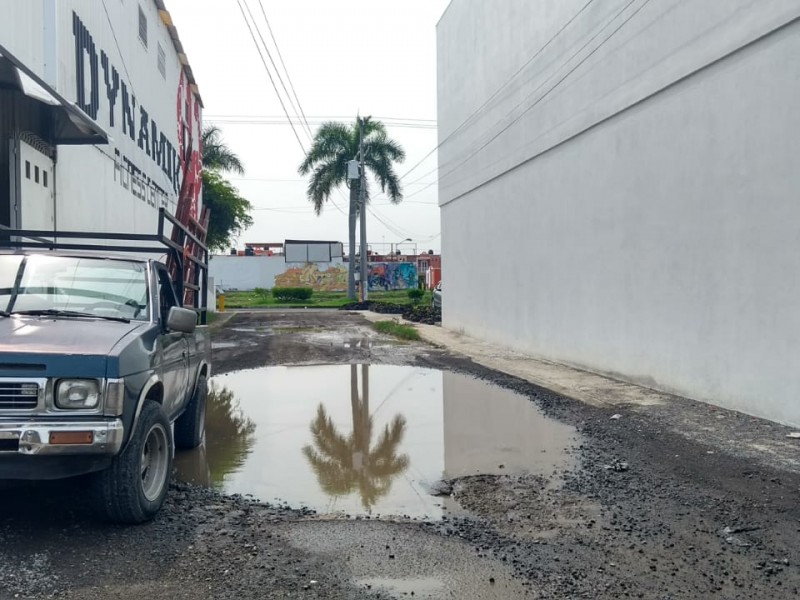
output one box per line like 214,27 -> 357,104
174,365 -> 577,519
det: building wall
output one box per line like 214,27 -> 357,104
210,256 -> 419,292
210,256 -> 347,291
437,0 -> 800,425
0,0 -> 202,234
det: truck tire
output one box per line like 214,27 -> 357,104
92,400 -> 172,524
174,375 -> 207,450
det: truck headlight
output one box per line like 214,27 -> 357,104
56,380 -> 100,409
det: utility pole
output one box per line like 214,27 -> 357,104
358,119 -> 369,301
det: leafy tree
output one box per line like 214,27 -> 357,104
299,117 -> 406,299
202,170 -> 253,252
201,125 -> 251,251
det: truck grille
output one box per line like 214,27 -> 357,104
0,383 -> 40,410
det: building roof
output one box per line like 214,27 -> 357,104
284,239 -> 343,245
155,1 -> 203,107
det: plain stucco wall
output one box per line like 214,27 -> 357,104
437,0 -> 800,425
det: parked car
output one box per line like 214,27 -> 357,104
432,281 -> 442,309
0,214 -> 210,523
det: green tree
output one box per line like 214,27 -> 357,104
298,117 -> 406,299
201,125 -> 251,251
202,171 -> 254,252
302,364 -> 409,511
173,384 -> 256,487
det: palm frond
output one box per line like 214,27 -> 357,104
201,125 -> 245,175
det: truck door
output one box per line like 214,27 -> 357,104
155,266 -> 189,419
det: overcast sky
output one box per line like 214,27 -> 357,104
167,0 -> 449,254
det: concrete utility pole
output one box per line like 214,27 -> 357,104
358,119 -> 369,301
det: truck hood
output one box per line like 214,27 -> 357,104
0,316 -> 147,356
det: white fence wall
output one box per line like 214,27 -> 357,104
437,0 -> 800,425
209,256 -> 346,291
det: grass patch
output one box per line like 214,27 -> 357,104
222,289 -> 432,309
372,320 -> 421,341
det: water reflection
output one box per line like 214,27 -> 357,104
303,365 -> 409,512
173,384 -> 256,488
173,365 -> 577,518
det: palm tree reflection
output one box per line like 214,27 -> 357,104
174,383 -> 257,487
302,364 -> 409,511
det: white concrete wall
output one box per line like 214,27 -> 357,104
0,0 -> 201,234
209,256 -> 346,291
437,0 -> 800,425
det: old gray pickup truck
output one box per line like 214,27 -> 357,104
0,211 -> 210,523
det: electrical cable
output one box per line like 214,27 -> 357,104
240,0 -> 310,141
255,0 -> 314,139
235,0 -> 307,155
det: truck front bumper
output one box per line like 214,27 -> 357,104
0,420 -> 124,457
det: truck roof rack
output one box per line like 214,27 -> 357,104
0,208 -> 209,323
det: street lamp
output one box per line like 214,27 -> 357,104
392,238 -> 412,260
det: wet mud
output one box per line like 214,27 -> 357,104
1,309 -> 800,599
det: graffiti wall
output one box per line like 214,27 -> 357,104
210,258 -> 419,292
368,263 -> 418,291
275,264 -> 348,291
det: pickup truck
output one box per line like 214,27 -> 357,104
0,217 -> 210,523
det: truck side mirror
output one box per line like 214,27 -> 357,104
166,306 -> 197,334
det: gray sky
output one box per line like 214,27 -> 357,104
167,0 -> 449,254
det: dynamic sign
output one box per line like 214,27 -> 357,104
71,11 -> 201,217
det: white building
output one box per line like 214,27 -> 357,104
437,1 -> 800,425
0,0 -> 202,234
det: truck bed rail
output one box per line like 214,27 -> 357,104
0,209 -> 209,323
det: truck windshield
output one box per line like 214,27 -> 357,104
0,255 -> 150,321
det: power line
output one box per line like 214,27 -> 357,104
255,0 -> 313,139
398,0 -> 598,183
235,0 -> 306,154
239,0 -> 309,141
205,114 -> 436,124
206,117 -> 436,130
234,0 -> 346,218
229,176 -> 436,186
438,0 -> 649,188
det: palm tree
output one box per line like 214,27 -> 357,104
298,117 -> 406,299
202,125 -> 245,174
302,364 -> 409,511
199,126 -> 252,251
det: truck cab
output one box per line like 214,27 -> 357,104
0,212 -> 210,523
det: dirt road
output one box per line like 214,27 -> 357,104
1,310 -> 799,599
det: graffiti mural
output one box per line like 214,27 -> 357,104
367,263 -> 417,291
275,264 -> 348,291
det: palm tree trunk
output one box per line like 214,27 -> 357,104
347,183 -> 358,299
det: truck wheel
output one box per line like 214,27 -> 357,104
174,375 -> 207,450
92,400 -> 172,524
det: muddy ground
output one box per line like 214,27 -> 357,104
1,309 -> 799,599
